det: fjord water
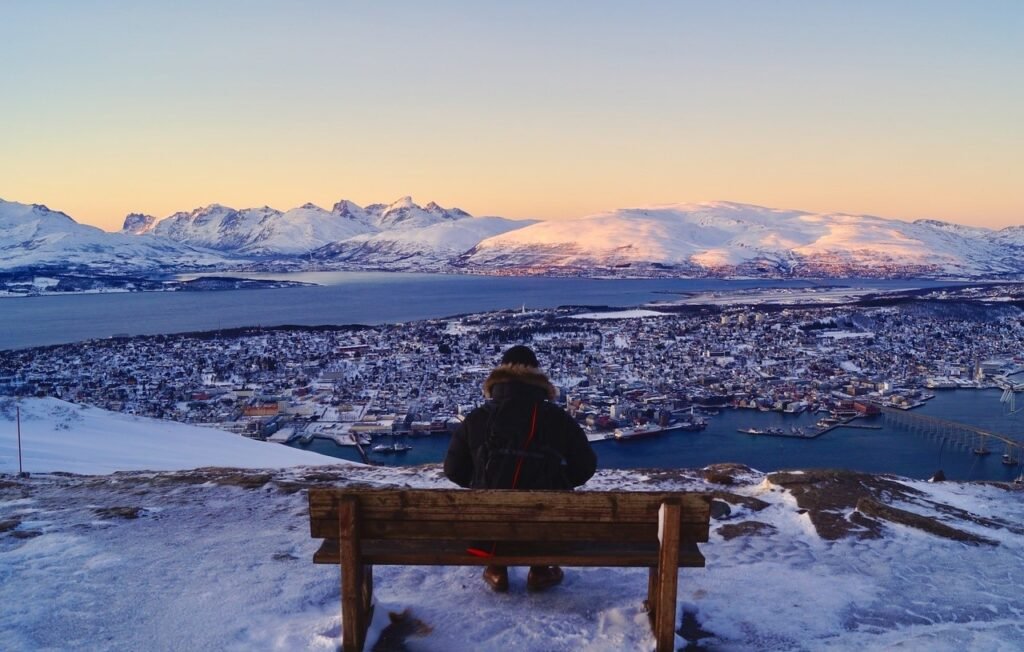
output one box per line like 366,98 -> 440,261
4,272 -> 1012,479
294,389 -> 1024,482
0,272 -> 955,350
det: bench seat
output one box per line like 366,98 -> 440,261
309,487 -> 710,652
314,537 -> 705,568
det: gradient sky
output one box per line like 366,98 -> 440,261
1,1 -> 1021,231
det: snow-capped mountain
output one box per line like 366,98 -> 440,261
121,213 -> 157,235
311,215 -> 534,270
463,201 -> 1024,278
0,199 -> 231,272
123,197 -> 489,259
4,196 -> 1023,279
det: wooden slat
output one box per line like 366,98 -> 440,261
311,517 -> 709,543
313,539 -> 706,568
309,488 -> 711,526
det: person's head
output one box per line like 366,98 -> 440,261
500,345 -> 539,368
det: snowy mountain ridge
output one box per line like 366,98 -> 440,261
0,199 -> 233,273
463,201 -> 1024,277
2,196 -> 1024,278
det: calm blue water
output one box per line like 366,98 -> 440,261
4,272 -> 1009,479
0,272 -> 957,350
293,389 -> 1024,482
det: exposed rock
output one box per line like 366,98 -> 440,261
766,469 -> 924,541
716,521 -> 778,541
709,500 -> 732,520
94,506 -> 142,520
856,498 -> 998,546
920,498 -> 1024,535
0,518 -> 21,532
702,463 -> 759,486
11,530 -> 42,539
709,490 -> 770,512
630,468 -> 704,484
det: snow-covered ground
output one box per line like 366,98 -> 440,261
0,398 -> 337,475
571,309 -> 670,320
2,398 -> 1023,651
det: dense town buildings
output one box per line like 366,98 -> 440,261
2,290 -> 1023,449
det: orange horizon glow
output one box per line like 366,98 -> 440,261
1,2 -> 1020,232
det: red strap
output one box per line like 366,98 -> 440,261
510,403 -> 539,490
466,403 -> 540,559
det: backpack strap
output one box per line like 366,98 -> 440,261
510,402 -> 539,489
466,401 -> 540,559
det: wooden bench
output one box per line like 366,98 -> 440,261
308,487 -> 711,652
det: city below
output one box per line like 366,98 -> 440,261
3,283 -> 1023,477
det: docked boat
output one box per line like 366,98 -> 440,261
614,423 -> 667,440
737,427 -> 785,436
676,416 -> 707,431
372,442 -> 412,454
1002,453 -> 1019,466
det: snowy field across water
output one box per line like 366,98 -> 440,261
571,309 -> 670,320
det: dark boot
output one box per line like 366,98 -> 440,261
482,565 -> 509,592
527,565 -> 564,592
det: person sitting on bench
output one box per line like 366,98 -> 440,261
444,345 -> 598,592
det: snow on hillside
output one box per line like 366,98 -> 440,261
127,197 -> 495,259
6,196 -> 1024,278
0,397 -> 338,474
242,204 -> 376,255
150,204 -> 280,251
2,398 -> 1023,651
467,201 -> 1020,276
0,199 -> 230,272
313,215 -> 533,268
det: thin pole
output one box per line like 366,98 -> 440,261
17,405 -> 24,475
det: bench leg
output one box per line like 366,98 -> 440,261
645,566 -> 658,619
339,497 -> 369,652
362,564 -> 375,631
654,501 -> 682,652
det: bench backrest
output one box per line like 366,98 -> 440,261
309,488 -> 710,545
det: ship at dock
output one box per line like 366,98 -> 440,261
614,415 -> 707,440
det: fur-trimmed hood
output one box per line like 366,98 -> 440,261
483,364 -> 557,401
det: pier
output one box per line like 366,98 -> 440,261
739,416 -> 883,439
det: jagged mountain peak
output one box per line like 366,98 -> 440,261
386,195 -> 417,210
121,213 -> 157,234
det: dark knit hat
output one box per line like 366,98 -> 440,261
501,345 -> 539,368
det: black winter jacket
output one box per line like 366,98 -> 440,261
443,364 -> 597,489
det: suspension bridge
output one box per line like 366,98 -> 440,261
879,405 -> 1023,465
